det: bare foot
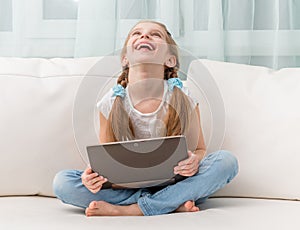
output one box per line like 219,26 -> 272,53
175,200 -> 200,213
85,201 -> 143,217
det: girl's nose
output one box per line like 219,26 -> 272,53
140,33 -> 150,39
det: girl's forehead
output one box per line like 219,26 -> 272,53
132,22 -> 165,32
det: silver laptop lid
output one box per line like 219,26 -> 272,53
87,135 -> 188,189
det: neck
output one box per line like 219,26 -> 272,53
127,79 -> 165,106
126,64 -> 165,103
128,63 -> 165,84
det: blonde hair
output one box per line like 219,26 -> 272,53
107,20 -> 194,142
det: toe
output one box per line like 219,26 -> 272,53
192,206 -> 200,212
184,200 -> 193,210
89,201 -> 97,209
85,208 -> 91,216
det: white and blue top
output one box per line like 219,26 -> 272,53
97,80 -> 198,139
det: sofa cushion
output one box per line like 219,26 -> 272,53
0,57 -> 120,196
186,60 -> 300,200
1,56 -> 299,201
0,197 -> 299,229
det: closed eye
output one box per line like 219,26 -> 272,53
152,32 -> 162,38
131,31 -> 141,36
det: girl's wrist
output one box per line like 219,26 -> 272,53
193,149 -> 206,162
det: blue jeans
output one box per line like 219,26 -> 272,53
53,150 -> 238,216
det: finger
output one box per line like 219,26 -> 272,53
90,179 -> 107,189
89,181 -> 102,190
174,165 -> 192,174
178,168 -> 198,177
82,168 -> 93,181
83,174 -> 97,185
84,167 -> 93,175
177,167 -> 194,175
175,160 -> 197,171
89,187 -> 101,194
176,163 -> 198,174
89,178 -> 108,192
177,159 -> 191,168
90,176 -> 108,185
88,176 -> 102,185
179,157 -> 200,170
86,172 -> 99,182
178,155 -> 196,166
186,165 -> 199,174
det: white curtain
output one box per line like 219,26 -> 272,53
74,0 -> 182,57
0,0 -> 78,57
74,0 -> 118,57
0,0 -> 300,69
74,0 -> 300,69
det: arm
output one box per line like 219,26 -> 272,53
192,105 -> 206,162
99,112 -> 110,143
81,112 -> 110,193
174,105 -> 206,176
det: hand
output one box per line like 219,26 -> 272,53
81,167 -> 108,193
174,151 -> 200,177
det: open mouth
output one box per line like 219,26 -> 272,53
135,42 -> 155,51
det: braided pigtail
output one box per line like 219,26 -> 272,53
164,67 -> 194,136
107,67 -> 135,142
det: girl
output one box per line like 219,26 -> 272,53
53,20 -> 238,216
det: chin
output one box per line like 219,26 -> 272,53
131,56 -> 164,66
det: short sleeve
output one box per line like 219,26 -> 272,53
96,89 -> 116,120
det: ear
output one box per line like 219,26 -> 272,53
164,55 -> 176,68
122,56 -> 129,68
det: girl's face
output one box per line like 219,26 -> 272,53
123,22 -> 176,68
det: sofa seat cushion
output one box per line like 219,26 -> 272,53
1,197 -> 299,230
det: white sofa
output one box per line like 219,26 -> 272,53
0,57 -> 299,230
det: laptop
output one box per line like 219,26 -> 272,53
86,135 -> 188,189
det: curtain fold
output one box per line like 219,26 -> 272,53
73,0 -> 300,69
207,0 -> 224,61
159,0 -> 180,37
74,0 -> 118,57
0,0 -> 299,69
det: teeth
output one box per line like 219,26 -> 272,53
137,43 -> 153,50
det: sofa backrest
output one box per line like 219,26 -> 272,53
186,59 -> 300,200
1,57 -> 299,200
0,57 -> 119,196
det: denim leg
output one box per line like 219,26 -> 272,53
137,150 -> 239,216
53,169 -> 146,209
